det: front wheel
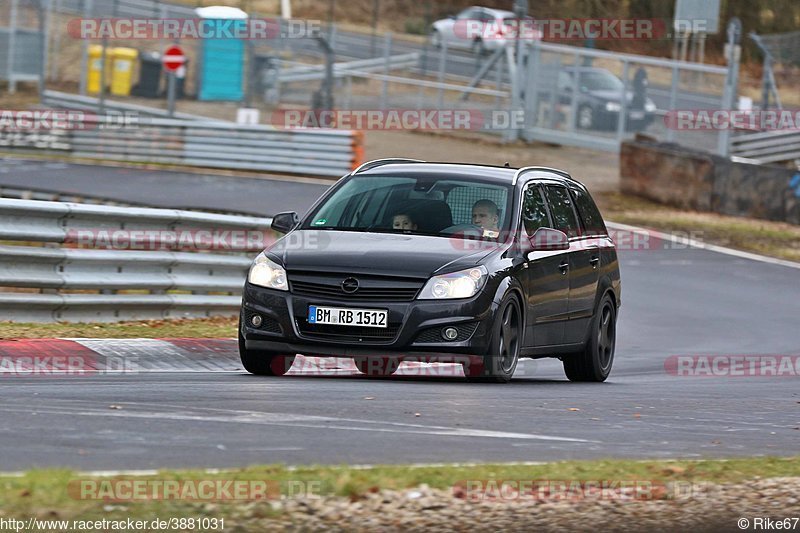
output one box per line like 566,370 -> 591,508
238,327 -> 295,376
563,293 -> 616,382
463,294 -> 521,383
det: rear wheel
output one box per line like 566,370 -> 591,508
463,294 -> 521,383
354,357 -> 399,377
238,322 -> 295,376
563,293 -> 616,382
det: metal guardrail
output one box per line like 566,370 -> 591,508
0,111 -> 364,178
730,129 -> 800,167
278,53 -> 420,83
0,198 -> 272,322
42,90 -> 225,122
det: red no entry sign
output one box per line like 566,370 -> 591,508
162,45 -> 186,72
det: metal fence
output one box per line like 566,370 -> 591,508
0,113 -> 363,178
0,0 -> 45,91
0,197 -> 271,322
731,129 -> 800,166
518,39 -> 735,155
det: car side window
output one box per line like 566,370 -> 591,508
521,185 -> 550,236
457,8 -> 476,19
544,185 -> 580,238
570,187 -> 607,236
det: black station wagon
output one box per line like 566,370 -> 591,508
239,159 -> 621,383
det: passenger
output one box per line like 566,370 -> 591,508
392,213 -> 418,231
471,199 -> 500,233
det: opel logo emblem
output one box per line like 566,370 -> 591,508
341,277 -> 359,293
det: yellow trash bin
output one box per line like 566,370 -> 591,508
86,44 -> 109,95
110,47 -> 138,96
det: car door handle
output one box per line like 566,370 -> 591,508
559,262 -> 569,274
589,256 -> 600,268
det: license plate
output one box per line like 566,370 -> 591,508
629,111 -> 645,119
308,305 -> 388,328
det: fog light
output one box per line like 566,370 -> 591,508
442,327 -> 459,341
251,315 -> 263,327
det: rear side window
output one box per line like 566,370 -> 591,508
570,187 -> 607,236
544,185 -> 580,238
521,186 -> 549,236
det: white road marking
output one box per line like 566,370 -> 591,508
0,403 -> 594,443
607,221 -> 800,270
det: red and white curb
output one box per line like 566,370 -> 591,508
0,338 -> 466,376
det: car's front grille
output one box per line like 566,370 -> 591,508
414,322 -> 479,343
288,271 -> 424,302
295,320 -> 400,342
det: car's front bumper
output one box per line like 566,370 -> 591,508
240,282 -> 495,358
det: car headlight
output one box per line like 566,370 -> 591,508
605,101 -> 621,112
248,253 -> 288,291
644,100 -> 657,112
418,265 -> 488,300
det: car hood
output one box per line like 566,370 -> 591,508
588,89 -> 631,102
268,230 -> 498,278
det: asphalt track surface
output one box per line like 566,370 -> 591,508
1,231 -> 799,471
0,157 -> 330,217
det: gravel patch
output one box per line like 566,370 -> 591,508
233,477 -> 800,532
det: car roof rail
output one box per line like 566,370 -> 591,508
351,158 -> 426,175
512,166 -> 574,185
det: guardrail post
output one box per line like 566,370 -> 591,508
6,0 -> 18,94
380,32 -> 392,110
717,18 -> 742,157
437,39 -> 447,109
615,60 -> 630,143
667,63 -> 679,143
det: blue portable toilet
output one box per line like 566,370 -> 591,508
195,6 -> 248,101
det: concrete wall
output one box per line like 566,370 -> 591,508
621,138 -> 800,225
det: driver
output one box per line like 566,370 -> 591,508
471,200 -> 500,235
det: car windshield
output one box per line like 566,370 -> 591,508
303,175 -> 512,240
577,70 -> 624,91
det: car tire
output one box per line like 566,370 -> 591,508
430,29 -> 441,49
563,293 -> 616,382
354,357 -> 399,377
577,105 -> 594,130
238,322 -> 295,376
463,293 -> 521,383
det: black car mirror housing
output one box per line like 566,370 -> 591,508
271,212 -> 299,233
529,227 -> 570,251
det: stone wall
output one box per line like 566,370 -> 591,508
620,138 -> 800,225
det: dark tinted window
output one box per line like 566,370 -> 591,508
571,187 -> 607,236
521,186 -> 549,236
544,185 -> 580,238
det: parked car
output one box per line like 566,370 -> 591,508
556,67 -> 657,130
430,6 -> 539,55
239,159 -> 621,383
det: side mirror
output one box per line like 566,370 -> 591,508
529,227 -> 569,251
271,211 -> 299,233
